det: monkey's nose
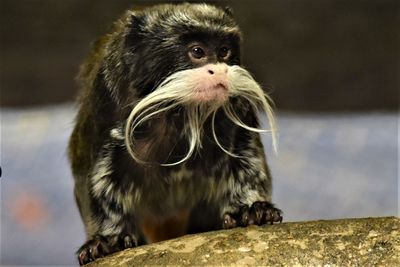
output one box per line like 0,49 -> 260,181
206,64 -> 228,76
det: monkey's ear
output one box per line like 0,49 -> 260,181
223,6 -> 234,18
125,13 -> 145,48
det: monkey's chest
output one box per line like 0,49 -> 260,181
132,177 -> 198,243
138,209 -> 191,243
134,165 -> 224,243
138,168 -> 211,211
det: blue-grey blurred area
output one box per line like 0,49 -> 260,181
0,0 -> 399,266
1,105 -> 85,265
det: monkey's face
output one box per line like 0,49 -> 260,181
123,4 -> 241,98
184,40 -> 238,104
122,4 -> 276,165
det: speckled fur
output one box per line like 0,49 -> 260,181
69,3 -> 280,265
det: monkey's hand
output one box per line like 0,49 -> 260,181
222,201 -> 282,229
77,234 -> 137,265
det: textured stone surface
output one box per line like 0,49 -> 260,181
87,217 -> 399,266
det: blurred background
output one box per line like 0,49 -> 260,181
1,0 -> 398,265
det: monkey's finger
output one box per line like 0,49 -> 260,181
123,235 -> 137,248
78,249 -> 90,266
239,205 -> 251,226
222,213 -> 237,229
265,207 -> 283,225
250,202 -> 265,225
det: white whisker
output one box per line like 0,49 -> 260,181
124,64 -> 277,166
211,111 -> 244,158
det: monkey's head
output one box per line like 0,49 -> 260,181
122,3 -> 241,97
109,3 -> 277,165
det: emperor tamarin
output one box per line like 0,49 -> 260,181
69,3 -> 282,265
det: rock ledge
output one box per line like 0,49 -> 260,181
87,217 -> 399,266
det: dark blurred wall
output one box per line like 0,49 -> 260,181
1,0 -> 398,110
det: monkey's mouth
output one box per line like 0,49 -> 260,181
215,83 -> 228,91
193,82 -> 229,103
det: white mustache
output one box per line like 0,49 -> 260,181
125,64 -> 277,166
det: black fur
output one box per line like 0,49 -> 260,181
69,3 -> 281,265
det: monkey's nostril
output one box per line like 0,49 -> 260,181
208,70 -> 214,75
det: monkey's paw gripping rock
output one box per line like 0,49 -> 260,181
223,201 -> 282,229
77,234 -> 137,265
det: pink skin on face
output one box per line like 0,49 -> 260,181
190,64 -> 229,104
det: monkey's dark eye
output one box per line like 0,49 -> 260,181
190,46 -> 206,59
218,46 -> 230,59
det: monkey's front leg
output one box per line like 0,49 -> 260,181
220,146 -> 282,229
76,179 -> 139,265
77,206 -> 139,265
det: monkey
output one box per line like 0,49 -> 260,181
68,3 -> 282,265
